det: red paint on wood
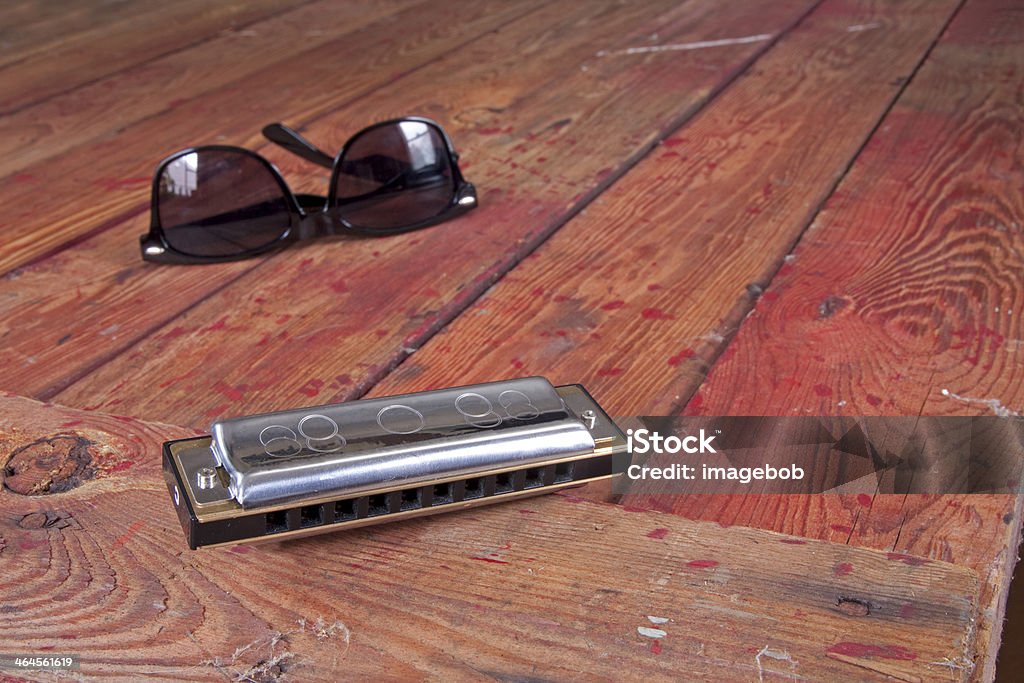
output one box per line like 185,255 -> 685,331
111,521 -> 145,550
297,379 -> 324,398
886,553 -> 929,567
641,308 -> 675,320
686,559 -> 719,569
833,562 -> 853,577
668,349 -> 695,366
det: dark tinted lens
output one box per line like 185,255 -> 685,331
333,121 -> 455,230
157,149 -> 292,257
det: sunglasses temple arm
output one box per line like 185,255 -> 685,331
262,123 -> 334,169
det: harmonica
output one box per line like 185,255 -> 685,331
163,377 -> 627,549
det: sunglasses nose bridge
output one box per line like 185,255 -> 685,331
297,211 -> 337,240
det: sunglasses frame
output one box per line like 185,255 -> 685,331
140,117 -> 477,264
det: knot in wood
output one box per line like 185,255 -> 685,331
3,434 -> 96,495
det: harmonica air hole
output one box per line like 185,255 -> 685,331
265,510 -> 288,534
300,504 -> 324,528
367,493 -> 389,517
400,488 -> 422,512
334,499 -> 357,521
432,482 -> 454,505
524,467 -> 545,489
463,477 -> 484,500
554,461 -> 574,483
494,472 -> 514,494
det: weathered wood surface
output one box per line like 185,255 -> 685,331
0,395 -> 983,681
27,0 -> 815,419
0,0 -> 537,272
352,0 -> 1021,677
0,0 -> 310,114
0,0 -> 1019,677
621,0 -> 1024,679
0,0 -> 423,179
362,0 -> 1001,593
368,0 -> 961,414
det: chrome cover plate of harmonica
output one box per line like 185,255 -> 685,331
210,377 -> 592,507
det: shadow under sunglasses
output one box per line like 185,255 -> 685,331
140,117 -> 477,264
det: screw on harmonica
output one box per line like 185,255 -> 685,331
197,467 -> 217,489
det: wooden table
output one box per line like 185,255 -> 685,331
1,1 -> 1021,680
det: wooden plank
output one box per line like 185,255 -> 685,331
0,0 -> 542,397
0,0 -> 519,272
0,0 -> 155,67
350,0 -> 1021,672
0,0 -> 141,66
0,0 -> 311,113
18,1 -> 817,422
621,0 -> 1024,679
366,0 -> 960,412
0,0 -> 423,179
0,394 -> 983,681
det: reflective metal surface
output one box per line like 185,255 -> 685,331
210,377 -> 596,507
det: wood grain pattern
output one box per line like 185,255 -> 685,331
621,0 -> 1024,679
0,0 -> 162,68
0,0 -> 422,179
38,0 -> 816,425
0,0 -> 1018,675
0,0 -> 313,114
625,0 -> 1023,571
0,0 -> 544,401
0,0 -> 141,67
0,394 -> 983,681
367,0 -> 960,413
0,0 -> 535,273
0,0 -> 311,114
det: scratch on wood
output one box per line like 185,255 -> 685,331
825,651 -> 921,683
234,652 -> 294,683
203,629 -> 293,683
298,616 -> 351,646
597,34 -> 773,57
755,645 -> 798,682
846,22 -> 882,32
928,656 -> 975,673
637,626 -> 667,638
940,389 -> 1020,417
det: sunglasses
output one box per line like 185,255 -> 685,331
139,117 -> 477,263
